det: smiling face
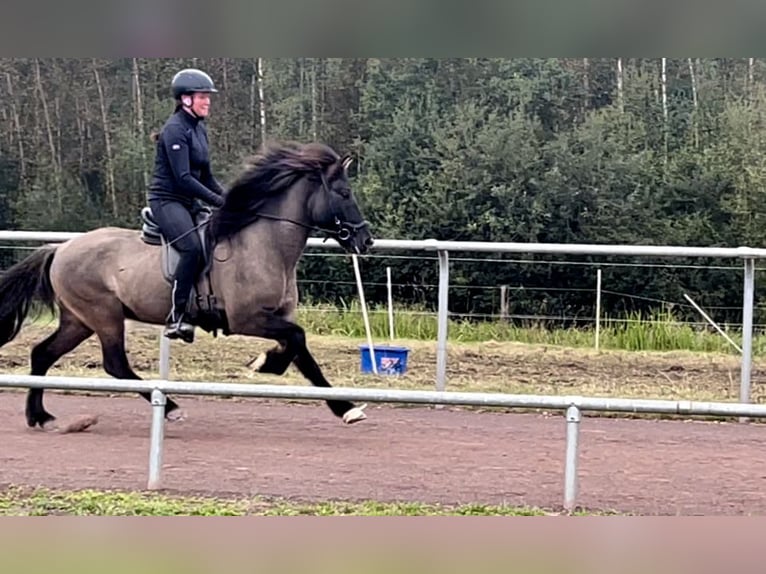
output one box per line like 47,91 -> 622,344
190,93 -> 211,117
181,92 -> 212,118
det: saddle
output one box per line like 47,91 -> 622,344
139,206 -> 221,330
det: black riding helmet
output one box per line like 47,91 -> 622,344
171,68 -> 218,100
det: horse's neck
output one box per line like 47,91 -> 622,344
239,219 -> 310,272
217,180 -> 314,275
254,181 -> 313,269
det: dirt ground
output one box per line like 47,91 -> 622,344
2,393 -> 766,515
1,322 -> 766,515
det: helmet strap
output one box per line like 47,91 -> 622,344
181,94 -> 201,119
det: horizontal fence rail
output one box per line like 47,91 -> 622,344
0,230 -> 762,403
3,231 -> 766,259
2,373 -> 766,511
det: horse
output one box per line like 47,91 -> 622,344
0,141 -> 375,430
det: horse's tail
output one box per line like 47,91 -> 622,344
0,244 -> 58,347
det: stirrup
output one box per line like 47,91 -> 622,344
163,317 -> 195,343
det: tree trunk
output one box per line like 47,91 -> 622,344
660,58 -> 668,121
250,66 -> 257,148
34,58 -> 61,210
221,58 -> 230,154
256,57 -> 266,143
319,59 -> 326,138
299,58 -> 305,136
661,58 -> 668,162
74,94 -> 86,173
616,58 -> 624,113
5,72 -> 26,185
132,58 -> 149,189
311,58 -> 318,141
582,58 -> 589,93
92,59 -> 117,218
582,58 -> 590,115
688,58 -> 699,148
54,95 -> 62,170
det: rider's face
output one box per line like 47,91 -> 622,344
186,93 -> 211,118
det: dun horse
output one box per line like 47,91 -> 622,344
0,141 -> 374,430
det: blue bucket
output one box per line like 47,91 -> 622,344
359,344 -> 410,375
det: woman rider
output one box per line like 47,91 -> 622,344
148,68 -> 225,343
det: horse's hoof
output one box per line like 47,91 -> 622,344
166,410 -> 187,423
39,419 -> 60,432
342,404 -> 367,424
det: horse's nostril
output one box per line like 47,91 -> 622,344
365,237 -> 374,247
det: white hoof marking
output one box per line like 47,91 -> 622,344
251,352 -> 267,372
40,420 -> 60,433
343,404 -> 368,424
166,410 -> 187,423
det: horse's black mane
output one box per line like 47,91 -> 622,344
210,141 -> 341,241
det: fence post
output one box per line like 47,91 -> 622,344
387,266 -> 395,340
564,403 -> 582,513
159,333 -> 170,380
147,388 -> 166,490
740,258 -> 755,417
595,269 -> 602,350
500,285 -> 509,322
436,250 -> 450,391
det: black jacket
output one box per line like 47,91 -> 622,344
148,109 -> 225,208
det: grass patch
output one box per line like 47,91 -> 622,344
3,318 -> 762,407
297,303 -> 756,355
0,485 -> 247,516
28,302 -> 760,355
0,485 -> 574,516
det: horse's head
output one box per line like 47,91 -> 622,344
309,153 -> 374,255
212,142 -> 375,256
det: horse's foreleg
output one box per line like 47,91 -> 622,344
292,336 -> 367,424
248,313 -> 366,423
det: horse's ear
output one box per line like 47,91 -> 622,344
341,155 -> 354,171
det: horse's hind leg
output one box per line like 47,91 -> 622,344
249,299 -> 298,375
248,340 -> 293,375
26,308 -> 94,428
95,325 -> 182,421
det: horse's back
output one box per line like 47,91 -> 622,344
51,226 -> 161,288
58,226 -> 145,253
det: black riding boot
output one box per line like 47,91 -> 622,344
164,312 -> 195,343
164,282 -> 195,343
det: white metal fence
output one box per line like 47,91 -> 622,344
2,372 -> 766,511
0,230 -> 764,402
2,231 -> 766,511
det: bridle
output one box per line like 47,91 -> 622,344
247,169 -> 369,244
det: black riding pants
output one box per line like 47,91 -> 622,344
149,199 -> 203,319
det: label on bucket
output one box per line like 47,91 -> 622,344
380,357 -> 401,373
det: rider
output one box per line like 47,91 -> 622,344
148,68 -> 226,343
